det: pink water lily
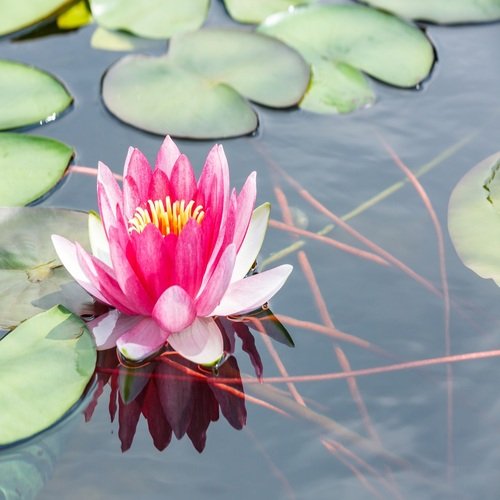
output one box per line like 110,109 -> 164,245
52,137 -> 292,365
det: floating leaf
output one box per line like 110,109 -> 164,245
0,0 -> 74,36
300,60 -> 375,114
448,152 -> 500,285
102,28 -> 309,138
57,0 -> 93,30
91,26 -> 164,51
0,306 -> 96,446
0,60 -> 72,131
89,0 -> 209,39
0,207 -> 99,330
258,4 -> 434,113
0,133 -> 73,206
223,0 -> 316,24
360,0 -> 500,24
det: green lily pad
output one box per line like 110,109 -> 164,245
360,0 -> 500,24
102,28 -> 310,139
89,0 -> 209,39
301,60 -> 375,114
0,207 -> 98,330
223,0 -> 316,24
0,0 -> 74,36
0,306 -> 96,446
57,0 -> 93,30
258,4 -> 434,114
448,152 -> 500,285
0,60 -> 73,131
0,133 -> 73,206
91,26 -> 164,51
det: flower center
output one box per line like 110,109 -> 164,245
128,197 -> 205,236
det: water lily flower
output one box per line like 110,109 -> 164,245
52,137 -> 292,365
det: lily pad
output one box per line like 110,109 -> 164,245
0,207 -> 98,330
258,4 -> 434,113
0,60 -> 73,131
0,0 -> 74,36
89,0 -> 209,39
91,26 -> 164,51
57,0 -> 93,30
102,28 -> 310,138
300,60 -> 375,114
360,0 -> 500,24
0,306 -> 96,446
223,0 -> 316,24
448,152 -> 500,285
0,133 -> 73,206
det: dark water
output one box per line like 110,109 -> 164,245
2,1 -> 500,498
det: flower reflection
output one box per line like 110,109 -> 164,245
85,318 -> 263,453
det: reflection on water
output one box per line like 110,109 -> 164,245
0,384 -> 95,500
84,316 -> 271,453
85,349 -> 247,453
3,2 -> 500,498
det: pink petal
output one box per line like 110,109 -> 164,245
210,264 -> 293,317
199,190 -> 237,291
107,226 -> 154,314
51,235 -> 108,304
232,171 -> 257,251
174,219 -> 203,297
88,309 -> 142,350
153,285 -> 196,333
170,154 -> 197,201
116,316 -> 169,362
148,168 -> 172,202
127,225 -> 175,300
231,203 -> 270,283
167,317 -> 224,365
75,243 -> 135,314
155,135 -> 180,177
97,162 -> 123,232
123,148 -> 152,190
197,145 -> 231,281
122,175 -> 141,221
196,244 -> 236,317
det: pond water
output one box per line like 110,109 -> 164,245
2,1 -> 500,499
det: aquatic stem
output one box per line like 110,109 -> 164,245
267,155 -> 442,298
382,139 -> 454,483
268,219 -> 389,266
273,184 -> 398,490
261,135 -> 473,269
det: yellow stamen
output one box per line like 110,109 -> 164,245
128,196 -> 205,236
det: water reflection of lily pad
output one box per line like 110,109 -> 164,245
89,0 -> 209,39
258,4 -> 435,114
0,133 -> 73,206
360,0 -> 500,24
448,152 -> 500,285
0,0 -> 74,36
0,306 -> 96,446
0,207 -> 98,330
102,29 -> 309,138
223,0 -> 315,24
0,60 -> 72,131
